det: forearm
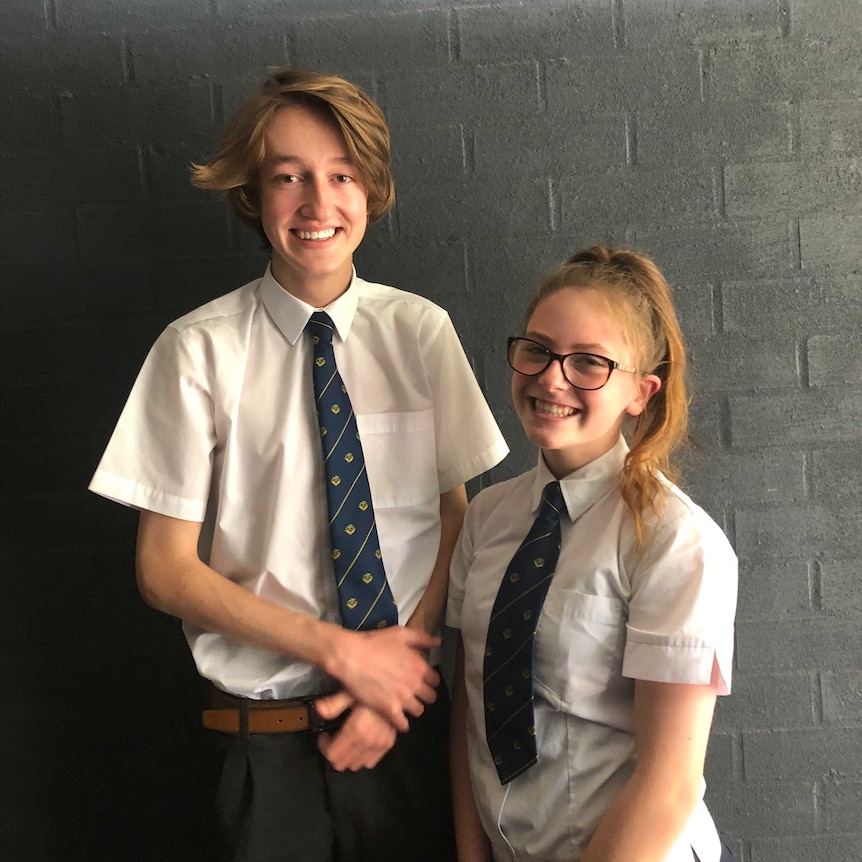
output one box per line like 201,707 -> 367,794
450,639 -> 492,862
580,768 -> 702,862
407,485 -> 468,634
136,510 -> 441,729
136,511 -> 349,674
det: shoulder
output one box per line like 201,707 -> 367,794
465,471 -> 534,530
646,476 -> 736,561
354,276 -> 451,333
168,279 -> 261,339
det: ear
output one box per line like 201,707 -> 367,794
625,373 -> 662,417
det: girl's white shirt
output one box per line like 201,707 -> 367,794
448,435 -> 738,862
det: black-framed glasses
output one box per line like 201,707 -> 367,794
507,337 -> 638,391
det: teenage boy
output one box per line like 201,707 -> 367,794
89,68 -> 508,861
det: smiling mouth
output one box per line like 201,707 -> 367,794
293,228 -> 338,241
533,398 -> 578,418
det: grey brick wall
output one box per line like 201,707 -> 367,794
1,1 -> 860,860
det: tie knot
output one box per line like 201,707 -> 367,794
538,481 -> 564,523
307,310 -> 335,335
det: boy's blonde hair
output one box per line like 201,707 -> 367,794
191,68 -> 395,237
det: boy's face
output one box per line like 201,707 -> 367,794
259,102 -> 369,304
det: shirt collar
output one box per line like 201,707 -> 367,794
531,435 -> 628,523
260,263 -> 361,346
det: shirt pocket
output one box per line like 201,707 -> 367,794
355,410 -> 438,509
534,590 -> 625,703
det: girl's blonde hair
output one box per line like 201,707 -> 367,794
190,68 -> 395,238
525,245 -> 689,543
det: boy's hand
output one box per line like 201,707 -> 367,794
326,626 -> 440,732
316,701 -> 397,771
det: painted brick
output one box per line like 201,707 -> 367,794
0,261 -> 151,325
146,142 -> 211,202
0,149 -> 142,210
800,212 -> 862,275
820,560 -> 862,616
0,492 -> 139,548
0,0 -> 48,37
730,389 -> 862,448
723,275 -> 862,338
384,62 -> 539,125
473,109 -> 627,176
685,449 -> 804,509
61,82 -> 217,149
820,778 -> 862,833
131,24 -> 286,83
0,209 -> 76,265
457,0 -> 613,60
713,671 -> 814,730
705,779 -> 815,836
822,671 -> 862,723
396,178 -> 550,241
638,101 -> 791,166
689,332 -> 799,392
704,732 -> 736,784
790,0 -> 862,40
808,334 -> 862,387
391,123 -> 466,183
631,220 -> 795,282
295,10 -> 449,70
0,317 -> 161,388
670,282 -> 714,342
0,96 -> 63,152
623,0 -> 780,48
750,836 -> 862,862
800,99 -> 862,158
736,503 -> 862,560
56,0 -> 211,32
0,432 -> 116,503
811,445 -> 862,501
558,167 -> 717,227
545,51 -> 701,110
737,618 -> 862,671
725,160 -> 862,218
744,726 -> 862,779
354,237 -> 468,307
688,397 -> 726,451
711,38 -> 862,102
76,205 -> 149,263
471,229 -> 628,309
48,28 -> 126,90
148,254 -> 269,319
735,560 -> 811,622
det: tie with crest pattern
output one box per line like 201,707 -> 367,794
483,480 -> 564,783
307,311 -> 398,631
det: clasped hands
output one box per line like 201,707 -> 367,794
316,625 -> 441,772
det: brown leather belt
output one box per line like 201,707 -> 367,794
203,686 -> 332,735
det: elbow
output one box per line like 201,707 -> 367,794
135,552 -> 176,613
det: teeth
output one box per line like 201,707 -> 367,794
296,228 -> 336,240
534,399 -> 577,417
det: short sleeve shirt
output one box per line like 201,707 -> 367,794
90,266 -> 509,698
447,436 -> 738,862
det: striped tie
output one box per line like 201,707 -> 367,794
307,311 -> 398,631
483,480 -> 564,784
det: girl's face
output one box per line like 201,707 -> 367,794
512,286 -> 661,479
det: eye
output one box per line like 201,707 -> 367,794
523,344 -> 550,358
570,353 -> 609,371
334,174 -> 354,184
274,173 -> 300,184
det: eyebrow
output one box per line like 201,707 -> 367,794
523,332 -> 610,353
266,154 -> 356,166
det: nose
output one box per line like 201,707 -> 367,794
301,178 -> 333,221
537,356 -> 570,389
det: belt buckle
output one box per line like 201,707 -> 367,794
303,695 -> 347,734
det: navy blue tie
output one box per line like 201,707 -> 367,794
307,311 -> 398,631
483,480 -> 564,784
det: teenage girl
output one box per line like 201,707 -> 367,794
448,246 -> 738,862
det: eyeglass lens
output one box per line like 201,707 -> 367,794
508,339 -> 612,389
